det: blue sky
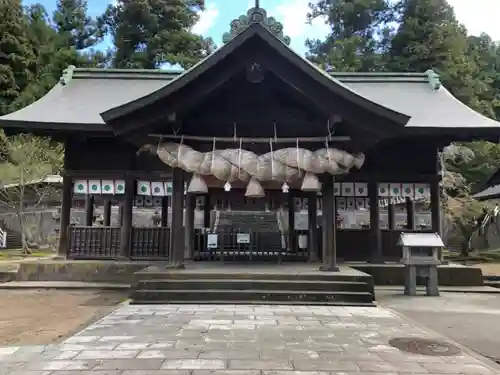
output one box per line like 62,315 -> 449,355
22,0 -> 500,57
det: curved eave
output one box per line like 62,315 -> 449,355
0,82 -> 111,134
474,184 -> 500,201
0,119 -> 111,133
101,23 -> 410,127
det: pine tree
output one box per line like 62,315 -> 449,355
0,0 -> 35,114
13,1 -> 109,109
306,0 -> 394,72
388,0 -> 488,111
99,0 -> 215,69
52,0 -> 100,50
467,34 -> 500,120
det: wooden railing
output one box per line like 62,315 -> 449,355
67,226 -> 433,262
68,226 -> 170,260
193,228 -> 292,261
131,227 -> 170,260
68,226 -> 121,259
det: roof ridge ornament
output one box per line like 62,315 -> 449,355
222,1 -> 291,46
60,65 -> 76,86
425,69 -> 441,90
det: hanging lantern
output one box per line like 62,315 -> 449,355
301,172 -> 321,192
245,178 -> 265,198
224,181 -> 232,192
282,181 -> 290,193
187,174 -> 208,194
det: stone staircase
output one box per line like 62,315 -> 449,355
210,210 -> 284,260
214,210 -> 281,232
130,266 -> 376,306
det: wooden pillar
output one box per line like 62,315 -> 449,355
430,181 -> 442,235
430,180 -> 444,262
168,168 -> 185,267
405,197 -> 416,229
185,193 -> 196,259
57,176 -> 72,257
84,195 -> 94,226
388,199 -> 396,230
103,198 -> 112,226
118,202 -> 124,226
368,180 -> 383,262
119,176 -> 134,259
287,193 -> 295,252
320,176 -> 339,271
203,194 -> 211,229
307,192 -> 318,262
161,196 -> 169,227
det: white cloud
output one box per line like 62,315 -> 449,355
449,0 -> 500,41
192,2 -> 220,36
267,0 -> 329,53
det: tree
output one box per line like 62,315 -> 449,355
99,0 -> 215,69
12,2 -> 109,109
467,34 -> 500,120
306,0 -> 395,72
440,144 -> 492,255
0,0 -> 35,114
0,134 -> 63,253
388,0 -> 490,113
52,0 -> 100,50
444,141 -> 500,193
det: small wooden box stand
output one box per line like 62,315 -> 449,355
398,232 -> 444,297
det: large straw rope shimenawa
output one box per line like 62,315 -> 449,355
139,141 -> 365,197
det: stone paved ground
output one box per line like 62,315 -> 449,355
377,291 -> 500,363
0,304 -> 499,375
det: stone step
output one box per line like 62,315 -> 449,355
131,289 -> 375,305
130,299 -> 377,307
0,271 -> 15,283
136,279 -> 370,292
134,271 -> 372,283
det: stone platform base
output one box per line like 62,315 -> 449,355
351,263 -> 483,287
131,264 -> 376,306
12,260 -> 484,288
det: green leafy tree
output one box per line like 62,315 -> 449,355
306,0 -> 394,72
467,34 -> 500,120
0,134 -> 63,253
0,0 -> 35,114
52,0 -> 100,50
99,0 -> 215,69
388,0 -> 489,113
445,141 -> 500,192
440,145 -> 484,255
13,2 -> 109,109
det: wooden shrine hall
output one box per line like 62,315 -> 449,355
2,4 -> 500,270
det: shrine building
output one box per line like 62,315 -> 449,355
2,4 -> 500,271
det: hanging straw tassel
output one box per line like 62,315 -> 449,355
301,172 -> 321,192
187,173 -> 208,194
245,178 -> 265,198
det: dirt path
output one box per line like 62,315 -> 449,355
0,289 -> 127,346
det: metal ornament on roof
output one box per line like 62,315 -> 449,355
222,4 -> 291,45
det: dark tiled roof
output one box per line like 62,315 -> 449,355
1,63 -> 499,130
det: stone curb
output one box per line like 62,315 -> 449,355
376,286 -> 500,294
0,281 -> 131,290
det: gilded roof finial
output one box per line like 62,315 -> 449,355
222,0 -> 290,45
